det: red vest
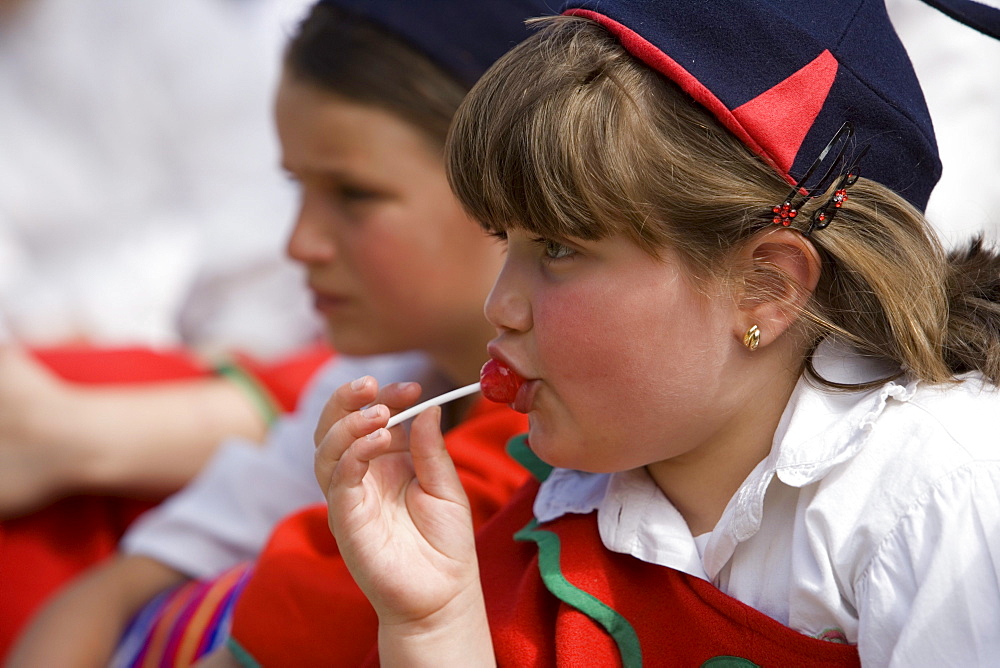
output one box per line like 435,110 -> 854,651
475,474 -> 861,667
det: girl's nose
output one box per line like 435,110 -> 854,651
285,194 -> 337,265
484,258 -> 532,333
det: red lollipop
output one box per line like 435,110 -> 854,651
479,358 -> 524,404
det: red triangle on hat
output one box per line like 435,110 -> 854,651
732,50 -> 839,175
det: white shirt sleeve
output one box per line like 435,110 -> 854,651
121,352 -> 435,578
855,462 -> 1000,667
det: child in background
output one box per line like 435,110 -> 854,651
317,0 -> 1000,665
6,0 -> 548,665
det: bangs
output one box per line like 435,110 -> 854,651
447,17 -> 667,250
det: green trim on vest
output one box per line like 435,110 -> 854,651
506,433 -> 552,482
701,657 -> 761,667
226,637 -> 263,668
514,518 -> 643,668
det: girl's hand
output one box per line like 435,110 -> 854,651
314,377 -> 495,663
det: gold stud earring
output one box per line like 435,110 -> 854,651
743,324 -> 761,351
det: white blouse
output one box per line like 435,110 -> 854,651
534,345 -> 1000,666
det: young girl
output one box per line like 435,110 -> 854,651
7,1 -> 547,665
316,1 -> 1000,665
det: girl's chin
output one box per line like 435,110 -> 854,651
527,426 -> 633,474
526,427 -> 588,471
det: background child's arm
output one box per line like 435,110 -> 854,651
0,346 -> 267,519
314,378 -> 496,666
6,554 -> 186,666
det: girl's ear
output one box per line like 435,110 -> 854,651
734,228 -> 822,348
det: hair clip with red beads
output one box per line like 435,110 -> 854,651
769,122 -> 869,236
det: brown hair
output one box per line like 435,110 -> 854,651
284,3 -> 467,147
448,16 -> 1000,386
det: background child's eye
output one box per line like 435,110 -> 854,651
339,185 -> 379,202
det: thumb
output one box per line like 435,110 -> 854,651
408,406 -> 467,505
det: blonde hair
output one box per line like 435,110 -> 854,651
447,16 -> 1000,387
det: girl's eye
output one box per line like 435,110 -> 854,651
536,237 -> 576,260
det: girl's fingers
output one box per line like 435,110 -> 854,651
325,427 -> 413,513
314,378 -> 427,492
375,382 -> 424,419
314,376 -> 379,447
314,379 -> 424,446
315,401 -> 390,490
407,406 -> 467,505
326,427 -> 390,496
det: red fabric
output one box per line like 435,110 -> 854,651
732,50 -> 839,175
30,346 -> 207,383
29,343 -> 335,410
470,480 -> 861,667
230,399 -> 530,667
0,345 -> 331,661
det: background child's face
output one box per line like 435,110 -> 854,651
486,230 -> 751,473
276,74 -> 503,363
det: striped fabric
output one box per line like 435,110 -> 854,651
111,563 -> 253,668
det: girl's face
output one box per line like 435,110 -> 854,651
276,73 -> 502,379
486,229 -> 751,473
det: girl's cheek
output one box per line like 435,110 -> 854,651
535,289 -> 619,372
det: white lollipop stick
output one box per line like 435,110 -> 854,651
385,382 -> 481,428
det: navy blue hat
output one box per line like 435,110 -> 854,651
561,0 -> 942,211
318,0 -> 555,88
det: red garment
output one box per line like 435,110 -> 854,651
0,344 -> 332,660
478,481 -> 859,667
362,438 -> 860,667
229,398 -> 530,667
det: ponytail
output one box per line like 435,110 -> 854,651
802,181 -> 1000,387
942,237 -> 1000,382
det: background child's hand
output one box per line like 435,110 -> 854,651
0,346 -> 76,518
313,377 -> 486,633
